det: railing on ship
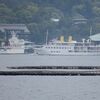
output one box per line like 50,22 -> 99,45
74,45 -> 100,52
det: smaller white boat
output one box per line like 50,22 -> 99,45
0,31 -> 32,54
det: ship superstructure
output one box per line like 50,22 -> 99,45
0,31 -> 26,53
34,36 -> 100,56
0,24 -> 33,54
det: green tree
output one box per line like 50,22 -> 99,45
0,4 -> 14,23
92,6 -> 100,16
15,3 -> 39,23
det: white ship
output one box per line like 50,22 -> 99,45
0,31 -> 32,54
34,36 -> 100,56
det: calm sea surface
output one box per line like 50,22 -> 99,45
0,76 -> 100,100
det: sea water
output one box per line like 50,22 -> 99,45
0,76 -> 100,100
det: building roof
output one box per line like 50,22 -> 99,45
0,24 -> 30,33
90,33 -> 100,41
72,13 -> 87,24
72,13 -> 87,21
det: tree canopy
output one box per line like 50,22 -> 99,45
0,0 -> 100,43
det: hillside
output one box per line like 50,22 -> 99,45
0,0 -> 100,43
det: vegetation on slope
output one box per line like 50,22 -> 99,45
0,0 -> 100,43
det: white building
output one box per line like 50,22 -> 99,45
90,33 -> 100,42
0,24 -> 29,33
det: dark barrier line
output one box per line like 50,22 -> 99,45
7,66 -> 100,69
0,71 -> 100,76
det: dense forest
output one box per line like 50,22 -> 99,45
0,0 -> 100,43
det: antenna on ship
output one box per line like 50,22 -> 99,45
46,30 -> 48,45
89,26 -> 92,42
90,26 -> 92,37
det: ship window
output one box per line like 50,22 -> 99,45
51,51 -> 54,53
56,51 -> 60,53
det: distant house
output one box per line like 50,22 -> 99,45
90,33 -> 100,42
0,24 -> 30,34
72,13 -> 87,25
0,24 -> 30,42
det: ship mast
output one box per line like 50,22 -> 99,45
46,30 -> 48,45
90,26 -> 92,37
89,26 -> 92,42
